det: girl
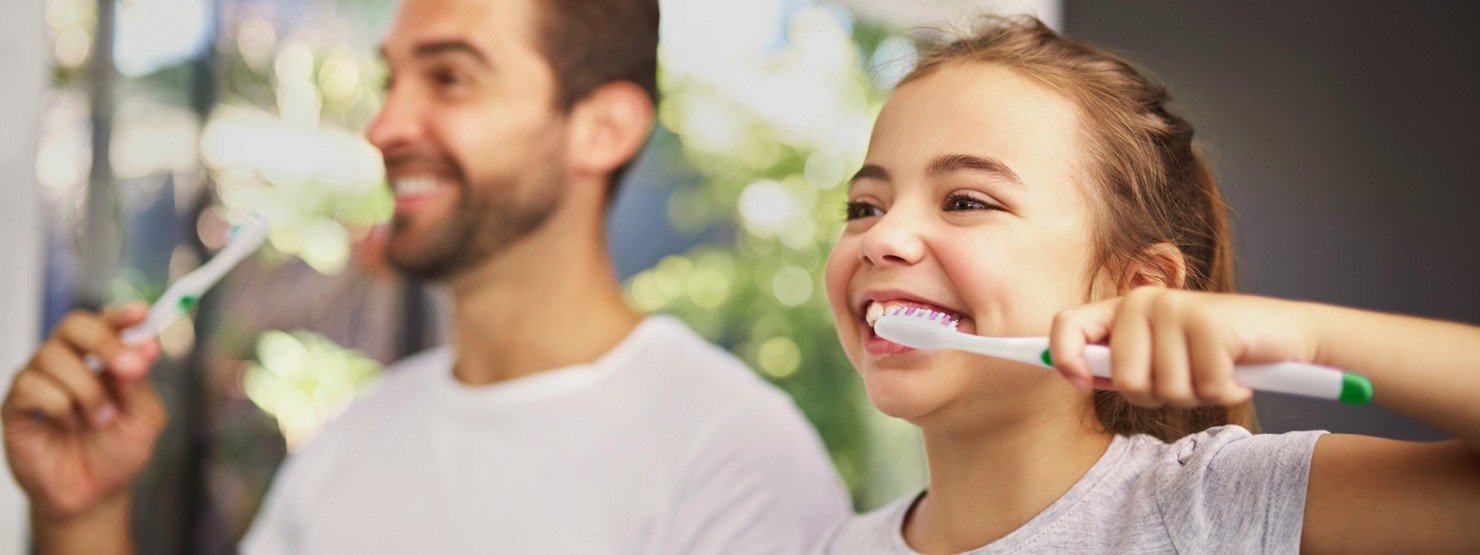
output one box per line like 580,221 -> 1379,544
818,16 -> 1480,554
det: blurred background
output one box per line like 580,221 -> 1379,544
1,0 -> 1477,553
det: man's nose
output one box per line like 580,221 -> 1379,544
365,85 -> 425,154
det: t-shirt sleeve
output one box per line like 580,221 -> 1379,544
1155,427 -> 1327,554
652,396 -> 852,555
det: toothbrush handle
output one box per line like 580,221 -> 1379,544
1079,345 -> 1373,405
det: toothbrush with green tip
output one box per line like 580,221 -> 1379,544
874,308 -> 1374,405
86,214 -> 270,372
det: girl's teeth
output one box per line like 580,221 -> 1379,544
864,301 -> 962,329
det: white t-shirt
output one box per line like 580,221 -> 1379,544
816,426 -> 1326,554
241,315 -> 851,554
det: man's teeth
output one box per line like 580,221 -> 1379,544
393,176 -> 442,198
864,301 -> 961,330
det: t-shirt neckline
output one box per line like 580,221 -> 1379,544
890,433 -> 1131,554
433,314 -> 679,409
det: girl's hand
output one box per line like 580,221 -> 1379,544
1048,288 -> 1320,408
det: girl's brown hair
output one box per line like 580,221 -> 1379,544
900,16 -> 1255,441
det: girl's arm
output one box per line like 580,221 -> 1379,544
1304,304 -> 1480,448
1298,304 -> 1480,553
1049,289 -> 1480,552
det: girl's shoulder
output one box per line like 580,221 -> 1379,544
1128,425 -> 1328,553
1139,425 -> 1327,472
810,493 -> 921,555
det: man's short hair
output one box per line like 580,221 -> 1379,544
533,0 -> 660,200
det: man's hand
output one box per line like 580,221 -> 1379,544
3,305 -> 166,525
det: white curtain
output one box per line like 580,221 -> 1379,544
0,0 -> 47,550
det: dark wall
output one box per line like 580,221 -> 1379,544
1065,2 -> 1480,440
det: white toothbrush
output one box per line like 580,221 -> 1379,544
87,213 -> 271,372
872,308 -> 1374,405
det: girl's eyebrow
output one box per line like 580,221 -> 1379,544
927,153 -> 1024,187
848,154 -> 1025,191
850,164 -> 889,185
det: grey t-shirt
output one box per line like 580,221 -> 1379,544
817,426 -> 1326,554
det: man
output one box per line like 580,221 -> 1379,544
1,0 -> 851,552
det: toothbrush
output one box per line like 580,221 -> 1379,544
872,308 -> 1374,405
86,213 -> 271,373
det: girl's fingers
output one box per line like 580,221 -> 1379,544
31,344 -> 115,427
1111,289 -> 1159,407
1058,288 -> 1258,407
1187,321 -> 1251,405
2,370 -> 81,431
1049,300 -> 1117,391
1150,317 -> 1196,407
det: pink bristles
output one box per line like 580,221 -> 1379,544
885,305 -> 960,330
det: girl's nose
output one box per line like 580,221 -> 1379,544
858,210 -> 926,267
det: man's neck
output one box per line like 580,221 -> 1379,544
443,200 -> 642,386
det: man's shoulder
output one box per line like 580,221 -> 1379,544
290,346 -> 451,451
354,346 -> 452,409
620,315 -> 796,415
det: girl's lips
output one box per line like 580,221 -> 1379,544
864,325 -> 916,356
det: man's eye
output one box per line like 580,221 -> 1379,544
944,194 -> 998,212
435,70 -> 466,87
843,201 -> 884,221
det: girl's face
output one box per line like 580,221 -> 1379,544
825,62 -> 1104,425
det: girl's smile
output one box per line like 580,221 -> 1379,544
823,62 -> 1102,421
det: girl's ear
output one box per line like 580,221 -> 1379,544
1116,242 -> 1188,293
564,81 -> 655,180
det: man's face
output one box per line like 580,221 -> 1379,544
368,0 -> 568,281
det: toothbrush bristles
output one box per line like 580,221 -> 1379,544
879,305 -> 962,331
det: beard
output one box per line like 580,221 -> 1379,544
385,154 -> 564,282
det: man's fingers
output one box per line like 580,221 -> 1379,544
32,344 -> 116,427
53,311 -> 148,379
104,340 -> 165,425
103,303 -> 149,328
3,370 -> 81,430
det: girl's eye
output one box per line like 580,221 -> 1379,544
843,201 -> 884,221
944,193 -> 999,212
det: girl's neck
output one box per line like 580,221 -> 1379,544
904,399 -> 1112,554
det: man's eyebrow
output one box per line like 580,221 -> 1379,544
849,164 -> 889,184
927,153 -> 1024,187
380,40 -> 493,69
